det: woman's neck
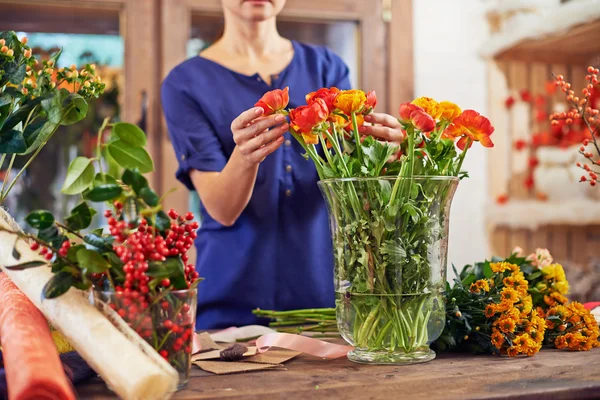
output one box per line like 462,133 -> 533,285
219,11 -> 285,57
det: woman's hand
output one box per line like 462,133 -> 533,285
359,112 -> 405,144
231,107 -> 289,166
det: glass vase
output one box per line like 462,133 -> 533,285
318,176 -> 458,365
93,288 -> 198,388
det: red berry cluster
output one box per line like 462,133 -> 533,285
550,66 -> 600,187
30,241 -> 55,260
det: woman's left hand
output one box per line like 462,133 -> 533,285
359,113 -> 405,144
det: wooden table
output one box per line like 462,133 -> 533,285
77,349 -> 600,399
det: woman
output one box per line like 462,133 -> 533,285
161,0 -> 404,329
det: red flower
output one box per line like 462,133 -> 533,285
445,110 -> 495,150
496,194 -> 509,205
535,95 -> 546,107
365,90 -> 377,110
289,98 -> 329,144
398,102 -> 435,132
545,81 -> 557,96
520,90 -> 532,102
535,110 -> 547,123
514,139 -> 528,151
255,86 -> 289,115
524,175 -> 535,190
529,157 -> 539,168
305,87 -> 340,112
505,96 -> 515,109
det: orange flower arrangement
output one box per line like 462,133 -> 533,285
255,86 -> 289,115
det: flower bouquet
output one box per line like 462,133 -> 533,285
254,87 -> 494,364
437,248 -> 599,356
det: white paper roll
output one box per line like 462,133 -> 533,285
0,208 -> 178,400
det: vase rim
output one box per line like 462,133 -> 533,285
318,175 -> 460,184
94,288 -> 198,295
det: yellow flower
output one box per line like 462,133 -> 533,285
490,262 -> 518,273
333,90 -> 366,115
411,96 -> 442,119
506,346 -> 520,357
495,317 -> 517,334
485,304 -> 497,318
469,279 -> 490,294
500,288 -> 519,305
550,292 -> 568,305
438,101 -> 462,121
491,329 -> 504,349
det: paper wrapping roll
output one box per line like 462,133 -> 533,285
0,208 -> 178,400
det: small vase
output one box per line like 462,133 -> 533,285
318,176 -> 458,365
93,288 -> 198,389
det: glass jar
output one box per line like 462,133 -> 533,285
93,288 -> 197,388
318,176 -> 458,364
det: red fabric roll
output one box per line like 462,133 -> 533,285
584,302 -> 600,311
0,273 -> 75,400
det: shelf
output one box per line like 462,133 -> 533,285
480,0 -> 600,64
486,198 -> 600,230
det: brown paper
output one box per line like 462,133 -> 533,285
193,361 -> 282,375
197,332 -> 223,352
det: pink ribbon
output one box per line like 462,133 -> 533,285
256,332 -> 352,359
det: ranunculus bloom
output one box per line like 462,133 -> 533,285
445,109 -> 495,150
289,98 -> 329,144
345,114 -> 364,132
411,96 -> 442,120
306,87 -> 340,112
333,89 -> 366,115
365,91 -> 377,110
254,86 -> 289,115
438,101 -> 462,122
398,102 -> 435,132
398,102 -> 424,122
410,110 -> 435,132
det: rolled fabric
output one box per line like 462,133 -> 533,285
0,273 -> 76,400
0,208 -> 178,400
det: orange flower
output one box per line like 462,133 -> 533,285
255,86 -> 289,116
345,114 -> 364,133
334,89 -> 366,115
365,90 -> 377,110
438,101 -> 462,122
445,109 -> 495,150
412,97 -> 442,120
306,87 -> 340,113
289,98 -> 329,144
398,102 -> 435,132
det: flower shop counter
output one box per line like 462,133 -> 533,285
76,347 -> 600,399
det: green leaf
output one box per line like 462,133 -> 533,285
93,173 -> 117,186
41,89 -> 88,126
0,128 -> 26,153
139,186 -> 159,206
73,281 -> 92,291
42,271 -> 73,299
1,96 -> 45,135
6,260 -> 47,270
108,140 -> 153,173
65,202 -> 96,231
147,256 -> 187,289
21,119 -> 57,154
155,210 -> 170,232
112,122 -> 147,147
76,248 -> 111,274
121,169 -> 148,194
26,210 -> 55,229
85,184 -> 122,202
527,271 -> 542,280
83,233 -> 114,253
61,157 -> 95,195
67,244 -> 86,263
483,263 -> 493,279
38,225 -> 66,249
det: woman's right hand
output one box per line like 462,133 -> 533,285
231,107 -> 288,166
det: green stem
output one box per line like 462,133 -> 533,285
351,111 -> 363,162
0,154 -> 6,173
455,138 -> 471,176
1,154 -> 16,200
388,127 -> 415,207
96,117 -> 110,180
319,133 -> 337,173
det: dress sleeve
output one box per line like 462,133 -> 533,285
161,75 -> 228,191
322,47 -> 352,90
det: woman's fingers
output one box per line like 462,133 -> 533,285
254,135 -> 285,162
231,107 -> 264,131
360,112 -> 405,143
241,123 -> 288,154
237,114 -> 286,141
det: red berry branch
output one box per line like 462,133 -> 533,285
550,66 -> 600,187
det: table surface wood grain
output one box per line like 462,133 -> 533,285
76,348 -> 600,399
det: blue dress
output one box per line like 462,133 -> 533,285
161,40 -> 351,329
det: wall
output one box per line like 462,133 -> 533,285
413,0 -> 490,277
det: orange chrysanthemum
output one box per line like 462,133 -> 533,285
445,109 -> 495,150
